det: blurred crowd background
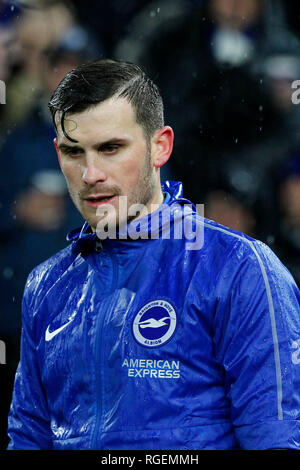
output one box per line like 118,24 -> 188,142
0,0 -> 300,449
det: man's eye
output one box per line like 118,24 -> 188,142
64,148 -> 82,157
100,144 -> 120,153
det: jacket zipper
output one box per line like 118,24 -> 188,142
91,248 -> 118,449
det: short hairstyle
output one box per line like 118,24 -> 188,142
48,58 -> 164,142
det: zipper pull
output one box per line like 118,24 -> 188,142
95,239 -> 103,253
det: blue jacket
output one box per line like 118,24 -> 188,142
7,181 -> 300,450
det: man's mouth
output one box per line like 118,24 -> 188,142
84,195 -> 117,208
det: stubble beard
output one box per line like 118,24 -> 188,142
125,145 -> 156,224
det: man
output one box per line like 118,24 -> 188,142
7,59 -> 300,450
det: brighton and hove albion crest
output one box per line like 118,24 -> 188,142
132,300 -> 177,348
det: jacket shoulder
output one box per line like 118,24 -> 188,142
200,216 -> 262,253
200,216 -> 295,286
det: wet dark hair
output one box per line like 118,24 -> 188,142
48,58 -> 164,142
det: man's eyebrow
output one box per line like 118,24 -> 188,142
58,138 -> 128,151
58,143 -> 83,151
96,138 -> 128,148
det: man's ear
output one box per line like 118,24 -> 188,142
151,126 -> 174,168
53,137 -> 61,166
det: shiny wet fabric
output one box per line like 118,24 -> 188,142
7,181 -> 300,449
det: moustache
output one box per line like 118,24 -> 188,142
79,185 -> 122,200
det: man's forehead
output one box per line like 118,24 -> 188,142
54,97 -> 142,145
54,97 -> 136,129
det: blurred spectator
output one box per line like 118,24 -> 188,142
0,26 -> 14,81
117,0 -> 266,68
0,1 -> 21,142
1,0 -> 77,131
259,51 -> 300,145
69,0 -> 155,56
135,0 -> 277,148
207,0 -> 263,66
207,48 -> 300,240
282,0 -> 300,40
271,152 -> 300,287
205,189 -> 256,236
114,0 -> 192,64
122,1 -> 278,204
0,1 -> 20,81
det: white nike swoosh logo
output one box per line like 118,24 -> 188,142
45,317 -> 75,341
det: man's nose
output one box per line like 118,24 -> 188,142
82,153 -> 107,185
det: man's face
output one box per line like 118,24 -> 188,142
55,97 -> 160,232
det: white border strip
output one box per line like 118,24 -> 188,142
203,221 -> 283,420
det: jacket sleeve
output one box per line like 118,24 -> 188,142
7,290 -> 52,450
213,238 -> 300,450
